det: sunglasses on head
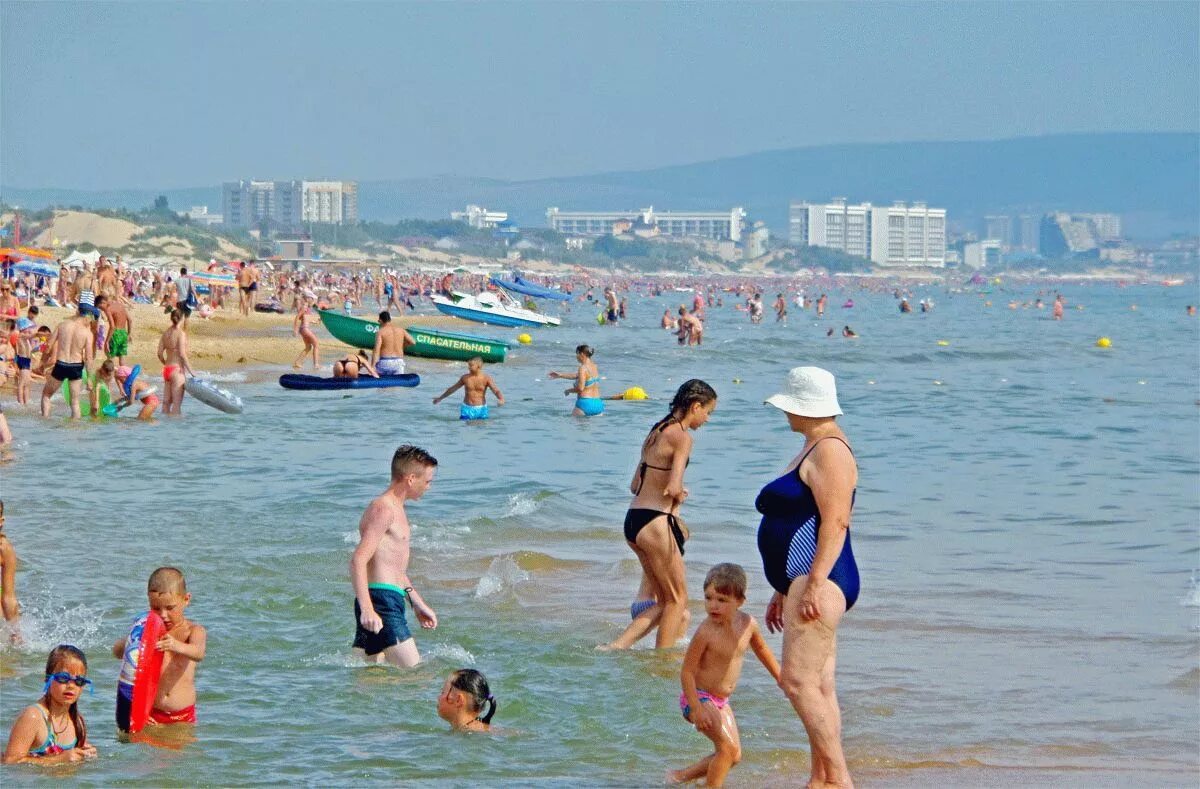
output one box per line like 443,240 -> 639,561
44,672 -> 93,692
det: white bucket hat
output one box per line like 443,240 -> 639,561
764,366 -> 843,417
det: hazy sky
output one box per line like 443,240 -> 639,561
2,1 -> 1196,189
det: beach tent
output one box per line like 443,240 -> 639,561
63,249 -> 101,268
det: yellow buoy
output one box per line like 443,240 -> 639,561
517,333 -> 532,345
623,386 -> 648,400
1096,337 -> 1112,348
937,340 -> 950,346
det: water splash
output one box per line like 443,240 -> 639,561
10,592 -> 108,655
424,642 -> 476,665
504,492 -> 542,517
474,555 -> 530,599
1181,573 -> 1200,608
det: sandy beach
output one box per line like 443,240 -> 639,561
8,303 -> 473,384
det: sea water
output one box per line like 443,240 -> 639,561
1,283 -> 1197,787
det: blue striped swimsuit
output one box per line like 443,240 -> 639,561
755,437 -> 859,609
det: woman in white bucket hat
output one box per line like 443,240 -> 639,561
757,366 -> 858,788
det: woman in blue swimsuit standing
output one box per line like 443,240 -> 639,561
758,366 -> 858,789
548,344 -> 604,417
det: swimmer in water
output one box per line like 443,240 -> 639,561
436,669 -> 497,732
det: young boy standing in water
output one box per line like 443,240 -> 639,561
671,563 -> 781,787
113,567 -> 207,728
431,357 -> 505,420
350,445 -> 440,667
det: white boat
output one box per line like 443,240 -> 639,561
432,290 -> 561,328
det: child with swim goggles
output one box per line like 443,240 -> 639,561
671,564 -> 781,787
2,645 -> 98,764
436,669 -> 497,732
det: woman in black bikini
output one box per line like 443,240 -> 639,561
332,350 -> 378,379
600,379 -> 717,650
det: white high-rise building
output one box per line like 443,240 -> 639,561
789,199 -> 947,267
301,181 -> 358,224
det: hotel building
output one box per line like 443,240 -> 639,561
223,179 -> 357,228
789,199 -> 947,267
547,206 -> 746,242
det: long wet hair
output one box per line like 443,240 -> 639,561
42,645 -> 89,748
450,668 -> 497,724
645,379 -> 718,441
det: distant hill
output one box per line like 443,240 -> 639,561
3,133 -> 1197,238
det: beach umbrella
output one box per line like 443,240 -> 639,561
13,260 -> 60,278
17,246 -> 54,259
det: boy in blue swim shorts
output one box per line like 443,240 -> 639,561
431,357 -> 504,421
350,445 -> 440,667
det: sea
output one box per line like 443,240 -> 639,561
1,282 -> 1197,787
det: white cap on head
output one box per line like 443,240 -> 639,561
764,366 -> 843,417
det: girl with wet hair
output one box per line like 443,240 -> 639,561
437,669 -> 497,731
600,379 -> 718,651
3,645 -> 98,764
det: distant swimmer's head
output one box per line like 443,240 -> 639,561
467,356 -> 483,372
665,379 -> 718,430
438,668 -> 496,730
391,444 -> 438,498
148,567 -> 191,629
378,311 -> 392,324
575,344 -> 594,360
765,366 -> 843,426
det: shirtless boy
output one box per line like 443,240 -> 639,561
350,445 -> 440,667
113,567 -> 207,729
39,309 -> 94,419
672,563 -> 781,787
372,311 -> 415,376
157,308 -> 194,415
102,295 -> 133,365
432,356 -> 505,420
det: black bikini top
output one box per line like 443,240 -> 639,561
634,419 -> 689,495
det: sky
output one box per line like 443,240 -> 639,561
2,1 -> 1197,190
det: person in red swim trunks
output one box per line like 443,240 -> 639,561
157,308 -> 194,415
112,567 -> 206,729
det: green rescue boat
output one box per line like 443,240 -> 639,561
318,310 -> 510,363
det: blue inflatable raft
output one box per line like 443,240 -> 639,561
279,373 -> 421,391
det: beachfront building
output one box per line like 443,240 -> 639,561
223,180 -> 302,228
451,205 -> 509,229
223,179 -> 358,228
546,206 -> 746,242
181,206 -> 223,227
301,181 -> 358,225
963,239 -> 1002,269
789,199 -> 947,267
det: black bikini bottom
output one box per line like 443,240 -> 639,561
624,509 -> 686,556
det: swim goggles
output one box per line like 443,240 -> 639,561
43,672 -> 94,695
